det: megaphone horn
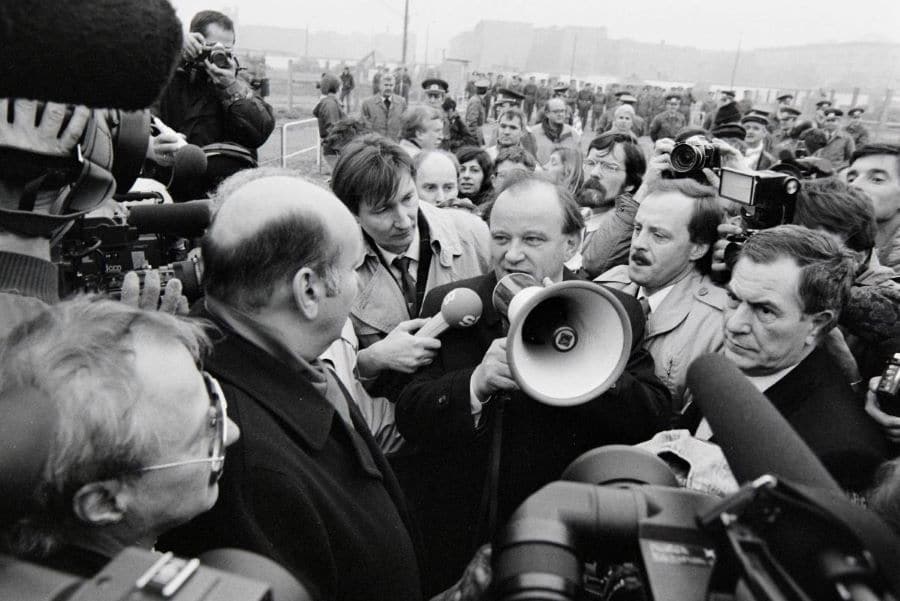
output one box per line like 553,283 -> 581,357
492,274 -> 633,407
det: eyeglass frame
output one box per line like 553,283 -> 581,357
135,371 -> 228,486
582,158 -> 623,173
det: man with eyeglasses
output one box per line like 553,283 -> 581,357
581,132 -> 648,278
532,97 -> 581,165
0,297 -> 239,576
815,108 -> 855,170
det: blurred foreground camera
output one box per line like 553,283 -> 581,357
669,141 -> 721,179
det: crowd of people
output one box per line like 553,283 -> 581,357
3,2 -> 900,601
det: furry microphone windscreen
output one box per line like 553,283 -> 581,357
0,0 -> 183,109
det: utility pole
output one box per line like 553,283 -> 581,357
401,0 -> 410,64
729,34 -> 742,88
569,34 -> 578,79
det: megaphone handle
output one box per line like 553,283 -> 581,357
477,392 -> 509,544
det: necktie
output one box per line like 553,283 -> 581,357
392,255 -> 417,314
384,97 -> 391,111
638,296 -> 651,319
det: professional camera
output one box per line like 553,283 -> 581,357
875,352 -> 900,416
194,44 -> 233,70
54,202 -> 210,301
668,140 -> 721,179
719,167 -> 800,265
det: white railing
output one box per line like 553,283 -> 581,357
279,118 -> 321,171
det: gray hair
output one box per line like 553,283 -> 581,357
0,296 -> 209,558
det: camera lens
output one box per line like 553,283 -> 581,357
670,143 -> 702,173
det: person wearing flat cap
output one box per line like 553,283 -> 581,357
844,107 -> 870,147
649,93 -> 686,141
815,108 -> 855,170
771,105 -> 801,151
814,99 -> 833,127
741,113 -> 776,169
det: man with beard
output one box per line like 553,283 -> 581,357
580,132 -> 647,278
532,97 -> 580,165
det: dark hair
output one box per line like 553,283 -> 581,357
644,178 -> 723,274
851,144 -> 900,179
587,131 -> 646,192
442,97 -> 457,111
739,224 -> 855,329
331,134 -> 414,214
203,209 -> 337,313
868,458 -> 900,536
495,146 -> 537,171
490,174 -> 584,235
793,178 -> 876,253
455,145 -> 494,201
190,10 -> 234,36
322,117 -> 373,156
800,128 -> 828,154
497,107 -> 527,130
319,73 -> 340,95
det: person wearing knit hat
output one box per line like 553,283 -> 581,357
741,113 -> 776,169
703,89 -> 738,131
814,108 -> 855,170
845,107 -> 870,147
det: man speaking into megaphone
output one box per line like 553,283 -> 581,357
396,174 -> 670,592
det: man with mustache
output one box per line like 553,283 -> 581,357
595,178 -> 727,422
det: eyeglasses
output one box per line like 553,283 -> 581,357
136,371 -> 228,486
548,109 -> 567,114
583,159 -> 623,173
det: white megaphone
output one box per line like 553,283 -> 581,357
491,273 -> 632,407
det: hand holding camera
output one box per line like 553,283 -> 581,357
865,361 -> 900,444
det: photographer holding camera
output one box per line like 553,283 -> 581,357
154,11 -> 275,191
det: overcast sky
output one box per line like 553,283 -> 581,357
169,0 -> 900,60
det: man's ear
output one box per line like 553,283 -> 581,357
689,241 -> 710,263
563,230 -> 582,261
291,267 -> 321,320
72,480 -> 128,526
806,310 -> 836,344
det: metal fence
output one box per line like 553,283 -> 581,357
277,118 -> 321,171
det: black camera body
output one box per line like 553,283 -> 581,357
193,45 -> 232,70
55,215 -> 202,301
876,353 -> 900,416
718,167 -> 800,265
669,141 -> 721,179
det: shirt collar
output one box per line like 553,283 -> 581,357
638,283 -> 675,313
376,226 -> 420,266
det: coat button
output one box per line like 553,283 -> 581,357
698,287 -> 708,296
437,394 -> 449,408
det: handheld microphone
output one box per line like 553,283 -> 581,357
126,200 -> 211,239
686,354 -> 840,491
415,287 -> 483,338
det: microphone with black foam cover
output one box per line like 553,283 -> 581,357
0,0 -> 183,110
127,200 -> 212,239
686,353 -> 840,491
199,549 -> 314,601
166,144 -> 210,203
415,287 -> 483,338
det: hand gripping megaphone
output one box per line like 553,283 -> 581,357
491,273 -> 632,407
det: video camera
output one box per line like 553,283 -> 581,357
718,167 -> 800,265
54,201 -> 210,301
491,356 -> 900,601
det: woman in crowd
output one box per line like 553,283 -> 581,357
455,145 -> 494,207
544,146 -> 585,196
